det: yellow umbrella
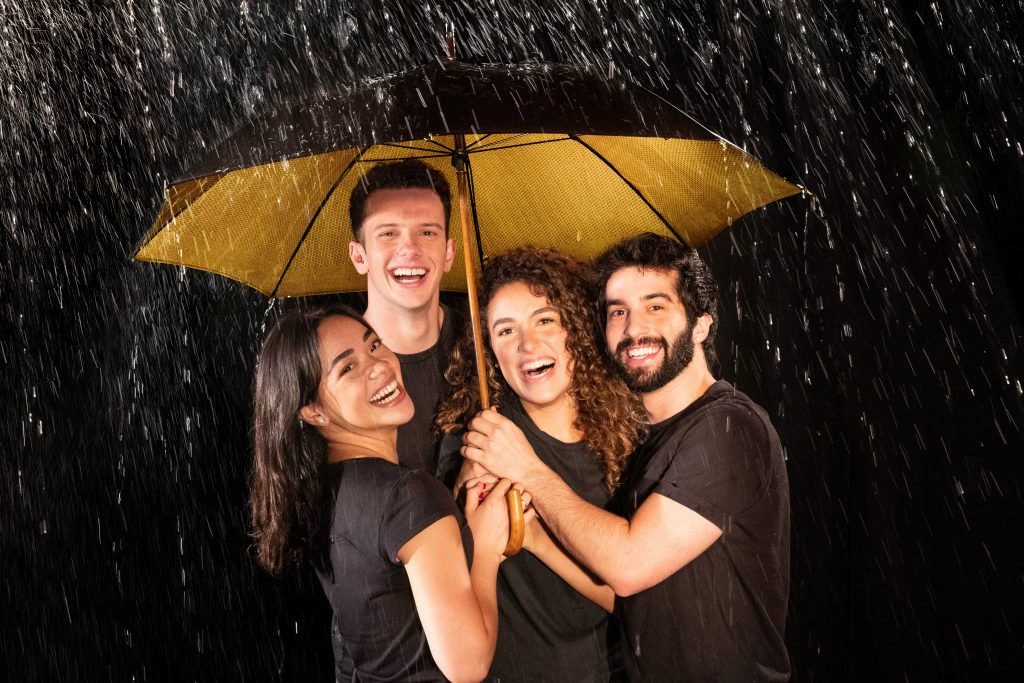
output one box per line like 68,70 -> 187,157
136,58 -> 803,553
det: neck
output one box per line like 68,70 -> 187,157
363,293 -> 444,355
323,428 -> 399,464
520,394 -> 583,444
642,353 -> 717,424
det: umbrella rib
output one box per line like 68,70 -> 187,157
269,148 -> 366,298
567,134 -> 687,245
463,134 -> 493,150
377,141 -> 449,155
467,135 -> 572,154
466,158 -> 486,269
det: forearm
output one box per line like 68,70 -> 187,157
525,466 -> 639,595
469,548 -> 501,645
528,520 -> 615,612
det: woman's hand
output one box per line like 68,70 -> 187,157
464,478 -> 513,558
465,478 -> 535,559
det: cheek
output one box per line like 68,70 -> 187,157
490,340 -> 516,378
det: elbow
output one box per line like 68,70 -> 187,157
606,571 -> 649,598
435,641 -> 493,683
440,658 -> 492,683
608,577 -> 638,598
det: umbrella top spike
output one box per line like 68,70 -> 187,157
445,28 -> 456,61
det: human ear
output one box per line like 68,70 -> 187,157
348,241 -> 369,275
692,313 -> 713,343
299,403 -> 326,426
442,237 -> 456,273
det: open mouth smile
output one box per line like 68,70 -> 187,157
389,266 -> 428,285
622,344 -> 663,365
369,379 -> 403,406
519,358 -> 555,381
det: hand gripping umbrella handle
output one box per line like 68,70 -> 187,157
503,488 -> 525,556
453,133 -> 525,557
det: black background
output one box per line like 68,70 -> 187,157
3,1 -> 1023,681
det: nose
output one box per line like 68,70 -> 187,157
622,309 -> 647,340
395,231 -> 419,255
518,326 -> 538,353
368,358 -> 388,379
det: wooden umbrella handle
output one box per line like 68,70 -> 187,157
503,488 -> 526,556
453,134 -> 525,557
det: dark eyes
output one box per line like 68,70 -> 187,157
370,340 -> 381,352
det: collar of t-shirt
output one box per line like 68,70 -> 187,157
648,379 -> 734,436
392,303 -> 453,365
502,395 -> 587,451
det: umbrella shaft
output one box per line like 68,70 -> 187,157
454,134 -> 491,410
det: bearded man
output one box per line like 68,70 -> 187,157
462,233 -> 791,682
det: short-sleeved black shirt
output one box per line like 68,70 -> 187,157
609,380 -> 790,682
394,304 -> 461,475
487,397 -> 617,682
318,458 -> 474,683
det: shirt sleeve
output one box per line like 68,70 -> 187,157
379,469 -> 459,564
652,401 -> 773,530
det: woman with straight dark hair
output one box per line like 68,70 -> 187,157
250,304 -> 515,683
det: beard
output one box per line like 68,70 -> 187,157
612,326 -> 695,393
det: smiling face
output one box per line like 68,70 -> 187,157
302,315 -> 414,435
487,281 -> 575,415
348,188 -> 456,314
604,266 -> 696,393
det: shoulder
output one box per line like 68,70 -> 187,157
379,467 -> 458,562
684,384 -> 772,443
389,467 -> 455,509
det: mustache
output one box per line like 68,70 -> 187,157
614,336 -> 667,357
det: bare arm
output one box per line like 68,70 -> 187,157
523,516 -> 615,612
398,479 -> 513,683
462,410 -> 721,596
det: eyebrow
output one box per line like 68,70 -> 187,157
490,306 -> 559,331
371,221 -> 444,230
327,328 -> 374,371
605,292 -> 674,308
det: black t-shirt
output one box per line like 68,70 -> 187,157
609,380 -> 790,683
318,458 -> 474,683
394,304 -> 461,476
488,397 -> 616,682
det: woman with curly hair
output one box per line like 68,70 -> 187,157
437,247 -> 644,682
250,304 -> 519,683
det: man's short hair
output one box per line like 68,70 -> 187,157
348,159 -> 452,241
592,232 -> 720,372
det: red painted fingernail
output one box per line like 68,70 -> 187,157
481,483 -> 487,491
478,492 -> 485,500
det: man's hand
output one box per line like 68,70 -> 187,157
460,408 -> 548,485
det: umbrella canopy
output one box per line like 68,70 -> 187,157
136,59 -> 803,555
135,60 -> 802,298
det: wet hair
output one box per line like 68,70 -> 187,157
249,303 -> 371,575
436,247 -> 644,490
348,159 -> 452,241
591,232 -> 720,373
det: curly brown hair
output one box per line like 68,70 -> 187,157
436,247 -> 644,490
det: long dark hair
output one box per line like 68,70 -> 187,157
249,303 -> 370,575
436,247 -> 644,490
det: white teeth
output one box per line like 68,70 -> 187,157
521,359 -> 554,372
627,346 -> 659,359
370,380 -> 399,404
391,267 -> 426,277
